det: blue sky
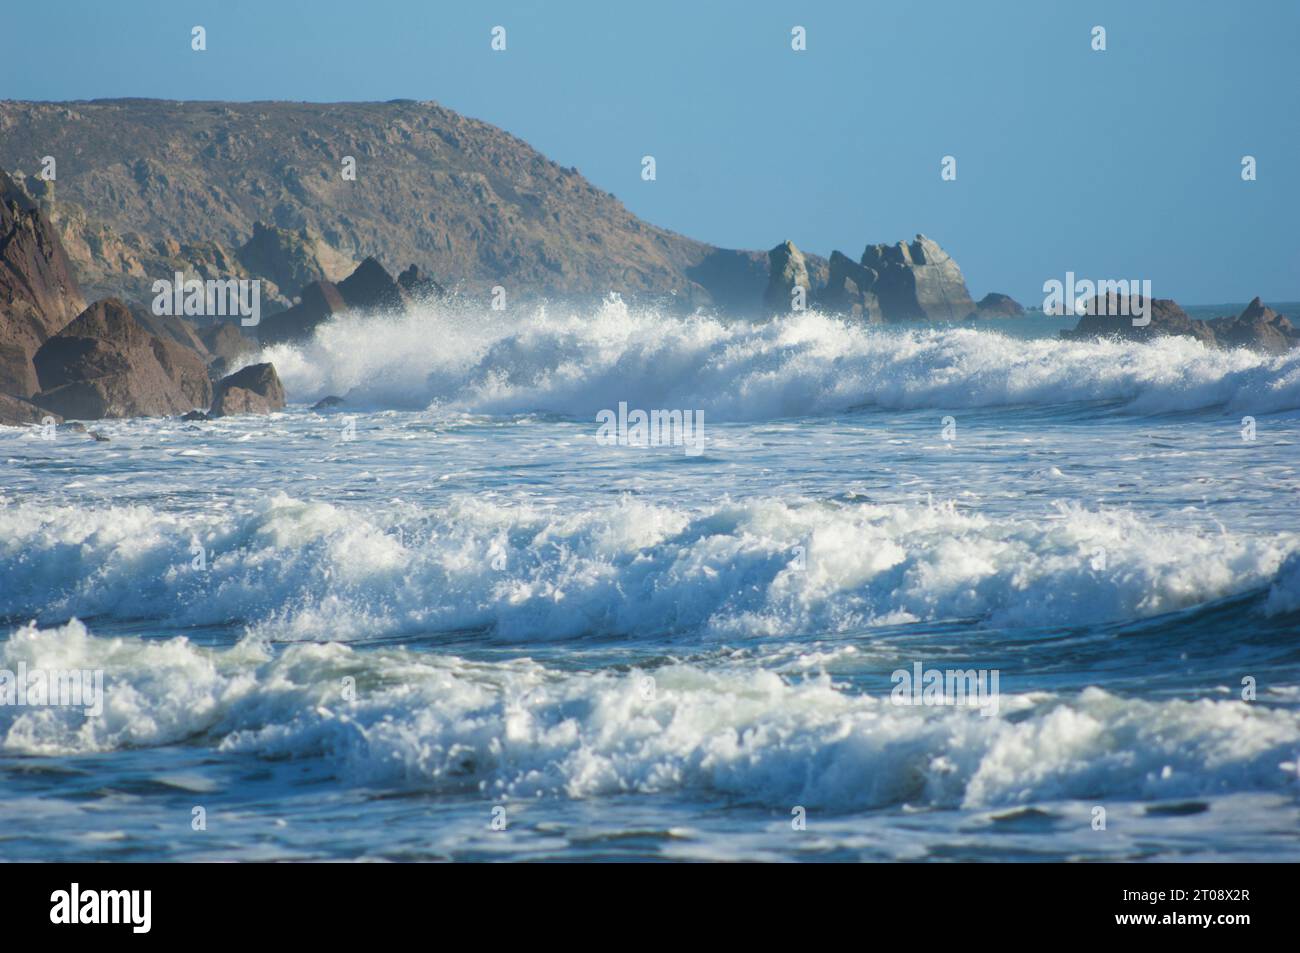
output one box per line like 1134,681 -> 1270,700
5,0 -> 1298,304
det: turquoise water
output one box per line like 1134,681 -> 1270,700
2,301 -> 1299,861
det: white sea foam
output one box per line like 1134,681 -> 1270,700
1266,552 -> 1300,616
259,298 -> 1300,418
3,619 -> 1297,810
1,493 -> 1293,640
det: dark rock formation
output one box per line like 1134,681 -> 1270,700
31,298 -> 208,419
763,241 -> 812,313
1206,298 -> 1299,353
818,251 -> 883,321
257,258 -> 411,345
210,362 -> 285,417
1,170 -> 86,396
813,235 -> 972,322
312,395 -> 345,410
1062,294 -> 1299,352
257,278 -> 349,346
1060,295 -> 1216,345
338,257 -> 409,312
968,292 -> 1025,319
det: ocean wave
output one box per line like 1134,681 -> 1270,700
1,493 -> 1293,640
3,619 -> 1297,809
259,297 -> 1300,418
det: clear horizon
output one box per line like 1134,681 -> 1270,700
4,0 -> 1298,306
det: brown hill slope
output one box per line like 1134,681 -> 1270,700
0,98 -> 771,308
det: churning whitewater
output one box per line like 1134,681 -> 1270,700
3,302 -> 1299,860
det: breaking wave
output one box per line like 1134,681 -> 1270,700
1,492 -> 1295,642
260,297 -> 1300,419
3,619 -> 1298,810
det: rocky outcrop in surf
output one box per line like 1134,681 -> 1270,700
210,362 -> 285,417
858,235 -> 974,322
967,292 -> 1025,319
1062,294 -> 1297,352
258,256 -> 435,345
30,298 -> 211,419
814,234 -> 974,322
1206,297 -> 1298,353
1,167 -> 268,424
763,241 -> 813,313
1061,295 -> 1215,345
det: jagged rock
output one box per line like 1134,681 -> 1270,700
237,221 -> 355,295
968,292 -> 1025,319
763,241 -> 812,313
0,392 -> 60,427
210,362 -> 285,417
179,410 -> 209,421
817,251 -> 883,320
257,279 -> 348,346
0,170 -> 86,396
338,257 -> 409,312
857,235 -> 974,322
31,298 -> 207,419
257,258 -> 409,346
312,395 -> 345,410
1206,298 -> 1298,353
397,264 -> 446,302
1061,295 -> 1216,345
0,171 -> 85,334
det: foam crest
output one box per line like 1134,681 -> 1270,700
2,494 -> 1293,640
4,620 -> 1297,810
260,298 -> 1300,418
